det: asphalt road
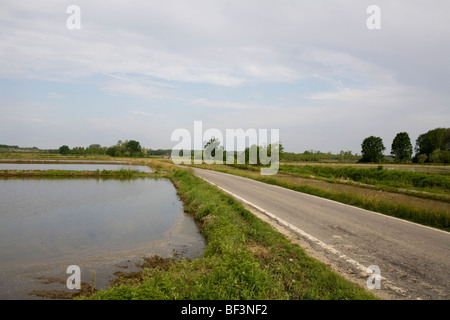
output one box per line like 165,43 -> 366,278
191,167 -> 450,300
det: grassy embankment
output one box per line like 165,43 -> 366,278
182,162 -> 450,232
83,161 -> 377,300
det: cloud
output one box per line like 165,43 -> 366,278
48,92 -> 64,99
102,81 -> 165,100
130,110 -> 166,118
0,0 -> 449,153
190,98 -> 263,110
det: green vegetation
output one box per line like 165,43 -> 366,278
279,165 -> 450,196
106,140 -> 144,157
278,127 -> 449,164
283,150 -> 360,162
360,136 -> 385,163
414,127 -> 450,163
0,144 -> 59,154
83,166 -> 377,300
147,148 -> 172,156
391,132 -> 413,163
56,140 -> 145,157
58,145 -> 70,155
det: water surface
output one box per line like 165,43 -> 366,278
0,163 -> 152,172
0,177 -> 204,299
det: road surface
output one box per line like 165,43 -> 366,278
191,167 -> 450,300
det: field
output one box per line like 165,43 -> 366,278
0,154 -> 378,300
2,153 -> 448,300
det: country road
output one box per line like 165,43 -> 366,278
190,167 -> 450,300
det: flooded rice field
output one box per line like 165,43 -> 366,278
0,161 -> 153,172
0,162 -> 204,299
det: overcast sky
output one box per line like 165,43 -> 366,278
1,0 -> 449,154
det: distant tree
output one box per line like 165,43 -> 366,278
105,140 -> 142,157
58,145 -> 70,155
70,146 -> 86,155
360,136 -> 385,163
391,132 -> 413,162
269,141 -> 284,160
244,144 -> 259,164
106,145 -> 121,157
125,140 -> 143,157
338,150 -> 355,162
429,149 -> 442,163
85,144 -> 106,155
417,154 -> 428,164
415,128 -> 450,157
204,138 -> 221,159
428,149 -> 450,164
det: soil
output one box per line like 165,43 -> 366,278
30,255 -> 179,299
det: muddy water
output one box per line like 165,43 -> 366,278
0,177 -> 205,299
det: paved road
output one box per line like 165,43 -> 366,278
191,167 -> 450,300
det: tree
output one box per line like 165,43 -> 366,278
269,141 -> 284,160
58,145 -> 70,155
125,140 -> 142,157
204,138 -> 221,158
429,149 -> 442,163
106,140 -> 143,157
106,145 -> 120,157
360,136 -> 385,163
391,132 -> 413,162
428,149 -> 450,164
415,128 -> 450,157
340,150 -> 354,162
244,144 -> 260,164
204,138 -> 224,163
417,154 -> 427,164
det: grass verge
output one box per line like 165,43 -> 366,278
82,166 -> 377,300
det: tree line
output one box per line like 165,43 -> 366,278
360,127 -> 450,163
59,140 -> 144,157
55,127 -> 449,164
282,150 -> 360,162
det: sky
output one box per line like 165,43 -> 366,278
1,0 -> 449,154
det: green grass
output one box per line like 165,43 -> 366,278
83,168 -> 377,300
279,164 -> 450,196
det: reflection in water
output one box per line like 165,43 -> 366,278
0,177 -> 204,299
